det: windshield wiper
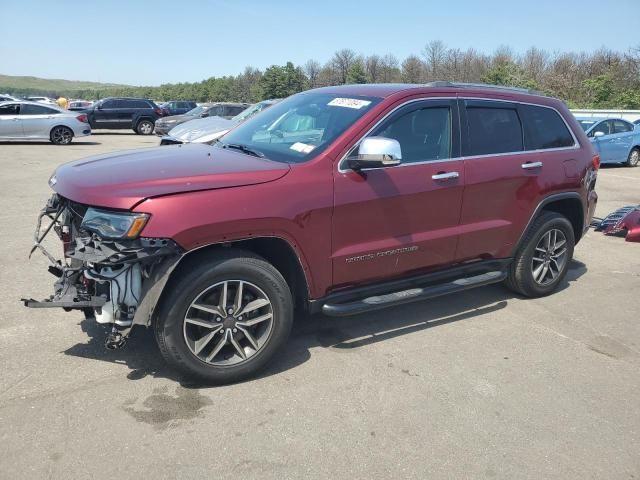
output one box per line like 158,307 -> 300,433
221,143 -> 264,158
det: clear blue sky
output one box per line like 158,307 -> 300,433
2,0 -> 638,86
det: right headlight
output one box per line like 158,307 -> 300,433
81,208 -> 149,239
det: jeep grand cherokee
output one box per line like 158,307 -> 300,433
24,83 -> 599,383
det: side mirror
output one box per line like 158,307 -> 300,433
593,131 -> 605,138
347,137 -> 402,170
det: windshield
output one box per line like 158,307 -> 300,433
219,93 -> 380,163
232,102 -> 270,122
186,105 -> 206,116
577,119 -> 596,131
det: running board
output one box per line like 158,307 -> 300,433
322,270 -> 506,317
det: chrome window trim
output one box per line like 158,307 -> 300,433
338,96 -> 580,174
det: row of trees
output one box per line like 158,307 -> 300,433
7,42 -> 640,108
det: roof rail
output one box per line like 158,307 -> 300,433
425,81 -> 543,96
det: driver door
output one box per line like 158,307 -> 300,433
331,98 -> 464,288
590,120 -> 616,163
0,103 -> 22,138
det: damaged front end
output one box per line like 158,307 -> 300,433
22,194 -> 183,348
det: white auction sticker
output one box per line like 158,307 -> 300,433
290,142 -> 316,154
327,98 -> 372,109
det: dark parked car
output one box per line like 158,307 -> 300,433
154,102 -> 249,135
162,100 -> 197,116
25,83 -> 598,384
83,97 -> 165,135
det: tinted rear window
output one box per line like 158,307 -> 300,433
127,100 -> 151,109
521,105 -> 574,149
465,105 -> 523,156
21,104 -> 59,115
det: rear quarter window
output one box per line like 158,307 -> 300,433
465,104 -> 523,156
521,105 -> 575,149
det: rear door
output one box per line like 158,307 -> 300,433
611,119 -> 634,161
93,99 -> 121,129
0,103 -> 22,138
20,103 -> 59,138
332,98 -> 464,287
456,99 -> 578,261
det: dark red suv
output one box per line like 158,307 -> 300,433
24,83 -> 599,383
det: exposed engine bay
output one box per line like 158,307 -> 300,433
22,194 -> 183,348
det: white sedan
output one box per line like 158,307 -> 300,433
0,101 -> 91,144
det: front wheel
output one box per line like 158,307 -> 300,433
136,119 -> 154,135
154,250 -> 293,384
50,126 -> 73,145
505,211 -> 575,297
625,148 -> 639,167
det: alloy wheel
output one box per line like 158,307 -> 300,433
52,127 -> 72,144
531,228 -> 568,286
139,121 -> 153,134
630,149 -> 639,167
183,280 -> 274,366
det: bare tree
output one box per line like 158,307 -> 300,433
365,55 -> 382,83
521,47 -> 548,83
380,54 -> 401,83
401,55 -> 426,83
304,59 -> 321,88
331,49 -> 357,84
493,45 -> 515,66
422,40 -> 447,80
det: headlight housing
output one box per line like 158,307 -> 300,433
81,208 -> 149,239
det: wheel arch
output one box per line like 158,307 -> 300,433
49,124 -> 74,137
158,236 -> 311,316
514,193 -> 585,255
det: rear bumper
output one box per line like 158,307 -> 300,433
73,124 -> 91,137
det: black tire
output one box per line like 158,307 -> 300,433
154,249 -> 293,384
505,211 -> 575,297
136,119 -> 154,135
625,147 -> 639,167
50,125 -> 73,145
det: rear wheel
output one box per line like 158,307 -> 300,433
625,148 -> 639,167
505,211 -> 575,297
136,119 -> 154,135
154,250 -> 293,384
50,126 -> 73,145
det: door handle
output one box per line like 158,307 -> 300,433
521,161 -> 543,170
432,171 -> 459,180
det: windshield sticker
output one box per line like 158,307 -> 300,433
290,142 -> 316,154
327,98 -> 372,109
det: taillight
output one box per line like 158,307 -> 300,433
592,154 -> 600,170
76,114 -> 88,123
154,108 -> 163,116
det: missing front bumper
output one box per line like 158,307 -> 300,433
23,194 -> 184,328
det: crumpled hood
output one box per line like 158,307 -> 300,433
51,144 -> 290,210
157,113 -> 197,124
169,116 -> 236,141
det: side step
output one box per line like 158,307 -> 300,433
322,270 -> 506,317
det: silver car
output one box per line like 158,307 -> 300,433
0,101 -> 91,144
160,99 -> 280,145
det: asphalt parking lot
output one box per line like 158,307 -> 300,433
0,133 -> 638,479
